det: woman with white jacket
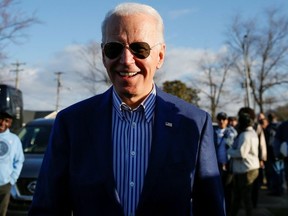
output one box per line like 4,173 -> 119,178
228,112 -> 260,216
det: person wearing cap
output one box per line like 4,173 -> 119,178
0,111 -> 24,216
214,112 -> 238,170
29,2 -> 226,216
214,111 -> 237,214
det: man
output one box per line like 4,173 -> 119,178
214,112 -> 237,215
214,112 -> 237,172
273,120 -> 288,195
263,113 -> 282,195
29,3 -> 225,216
228,116 -> 238,129
0,110 -> 24,216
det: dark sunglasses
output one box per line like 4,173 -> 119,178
102,42 -> 160,59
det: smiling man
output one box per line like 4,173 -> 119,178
0,110 -> 24,216
29,3 -> 226,216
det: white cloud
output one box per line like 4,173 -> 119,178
8,44 -> 94,111
168,8 -> 196,20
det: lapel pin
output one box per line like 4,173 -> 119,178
165,122 -> 173,127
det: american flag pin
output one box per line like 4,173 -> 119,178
165,122 -> 173,127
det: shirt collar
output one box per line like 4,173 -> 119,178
112,85 -> 156,122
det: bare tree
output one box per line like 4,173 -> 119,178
77,41 -> 111,95
226,7 -> 288,113
0,0 -> 38,56
196,51 -> 236,120
0,0 -> 38,82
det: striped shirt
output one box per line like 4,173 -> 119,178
112,86 -> 156,216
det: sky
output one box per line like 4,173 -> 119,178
2,0 -> 288,115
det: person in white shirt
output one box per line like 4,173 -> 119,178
228,112 -> 260,216
0,110 -> 24,216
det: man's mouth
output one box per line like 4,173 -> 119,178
119,72 -> 138,77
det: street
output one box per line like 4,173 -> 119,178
237,187 -> 288,216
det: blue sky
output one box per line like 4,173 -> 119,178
9,0 -> 288,64
4,0 -> 288,114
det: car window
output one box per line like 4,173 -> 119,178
18,124 -> 52,154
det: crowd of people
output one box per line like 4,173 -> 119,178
214,107 -> 288,216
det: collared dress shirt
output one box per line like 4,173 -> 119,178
112,86 -> 156,216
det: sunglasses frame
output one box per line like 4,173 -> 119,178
102,41 -> 161,59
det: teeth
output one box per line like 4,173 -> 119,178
119,72 -> 138,76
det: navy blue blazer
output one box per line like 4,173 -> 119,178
29,87 -> 226,216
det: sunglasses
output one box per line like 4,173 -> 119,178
102,42 -> 160,59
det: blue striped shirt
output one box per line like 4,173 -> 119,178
112,86 -> 156,216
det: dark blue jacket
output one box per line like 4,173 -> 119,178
29,87 -> 226,216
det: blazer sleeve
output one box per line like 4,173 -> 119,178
191,113 -> 226,216
28,112 -> 73,215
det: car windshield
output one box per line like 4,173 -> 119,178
18,124 -> 52,154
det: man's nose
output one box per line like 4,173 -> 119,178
120,46 -> 135,64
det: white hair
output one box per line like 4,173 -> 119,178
101,2 -> 164,43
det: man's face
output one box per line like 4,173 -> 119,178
217,118 -> 228,129
102,14 -> 165,108
0,117 -> 12,133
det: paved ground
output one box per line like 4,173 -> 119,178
7,185 -> 288,216
237,187 -> 288,216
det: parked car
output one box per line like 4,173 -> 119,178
7,118 -> 54,215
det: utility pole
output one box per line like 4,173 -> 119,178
55,72 -> 64,112
11,61 -> 26,89
243,35 -> 252,108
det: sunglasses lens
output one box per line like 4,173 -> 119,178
104,42 -> 124,59
129,42 -> 150,59
103,42 -> 151,59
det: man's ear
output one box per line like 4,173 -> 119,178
156,43 -> 166,69
102,49 -> 106,65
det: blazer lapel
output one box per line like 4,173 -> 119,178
89,88 -> 122,208
138,89 -> 180,206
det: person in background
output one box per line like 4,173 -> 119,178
273,120 -> 288,195
228,116 -> 238,129
28,2 -> 226,216
214,112 -> 237,214
263,112 -> 282,195
0,110 -> 24,216
237,107 -> 267,208
228,112 -> 260,216
258,112 -> 269,131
